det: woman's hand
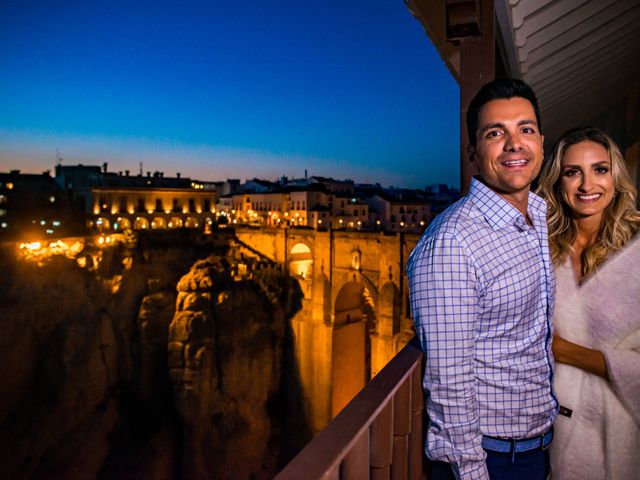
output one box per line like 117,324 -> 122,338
553,333 -> 609,379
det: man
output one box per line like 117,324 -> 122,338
407,78 -> 557,480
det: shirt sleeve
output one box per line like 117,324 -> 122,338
407,233 -> 489,480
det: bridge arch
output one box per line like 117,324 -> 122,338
289,242 -> 313,280
378,281 -> 401,337
331,280 -> 376,417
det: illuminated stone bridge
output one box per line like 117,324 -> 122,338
234,227 -> 420,432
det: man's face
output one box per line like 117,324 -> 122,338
469,97 -> 544,201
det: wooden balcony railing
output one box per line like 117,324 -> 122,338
276,338 -> 425,480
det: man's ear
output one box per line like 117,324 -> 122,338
467,144 -> 476,163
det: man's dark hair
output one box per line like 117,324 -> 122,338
466,78 -> 541,146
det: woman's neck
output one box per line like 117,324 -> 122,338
570,214 -> 603,279
574,214 -> 602,248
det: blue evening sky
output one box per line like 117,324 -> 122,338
0,1 -> 459,188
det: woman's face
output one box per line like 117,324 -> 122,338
560,140 -> 615,221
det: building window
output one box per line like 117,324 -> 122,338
119,197 -> 127,213
189,198 -> 195,213
137,198 -> 145,212
204,199 -> 211,212
173,198 -> 180,212
155,198 -> 163,212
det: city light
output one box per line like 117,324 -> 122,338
20,242 -> 42,250
97,235 -> 112,245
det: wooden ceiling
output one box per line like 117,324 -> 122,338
407,0 -> 640,145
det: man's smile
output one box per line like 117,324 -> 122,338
500,158 -> 529,167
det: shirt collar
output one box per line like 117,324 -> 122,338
468,177 -> 547,230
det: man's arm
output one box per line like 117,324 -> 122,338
407,233 -> 488,480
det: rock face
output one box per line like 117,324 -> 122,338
0,231 -> 309,479
0,254 -> 121,480
169,256 -> 308,480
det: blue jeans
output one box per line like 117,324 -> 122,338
428,449 -> 549,480
485,448 -> 549,480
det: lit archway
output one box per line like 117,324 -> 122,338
134,217 -> 150,230
115,217 -> 131,231
95,217 -> 110,231
169,217 -> 183,228
185,217 -> 199,228
151,217 -> 166,229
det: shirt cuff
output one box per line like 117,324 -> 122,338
453,460 -> 490,480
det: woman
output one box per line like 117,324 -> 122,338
537,126 -> 640,479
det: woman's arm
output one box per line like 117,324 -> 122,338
553,334 -> 609,379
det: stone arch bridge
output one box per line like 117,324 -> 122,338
234,227 -> 421,432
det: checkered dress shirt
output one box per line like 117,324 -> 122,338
407,178 -> 558,480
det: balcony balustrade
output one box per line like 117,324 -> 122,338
276,338 -> 426,480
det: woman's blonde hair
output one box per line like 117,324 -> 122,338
537,126 -> 640,277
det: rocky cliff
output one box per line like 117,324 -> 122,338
0,231 -> 309,479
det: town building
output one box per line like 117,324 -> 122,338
366,191 -> 432,233
0,170 -> 85,240
54,164 -> 217,232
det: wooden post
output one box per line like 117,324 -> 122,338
448,0 -> 496,193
